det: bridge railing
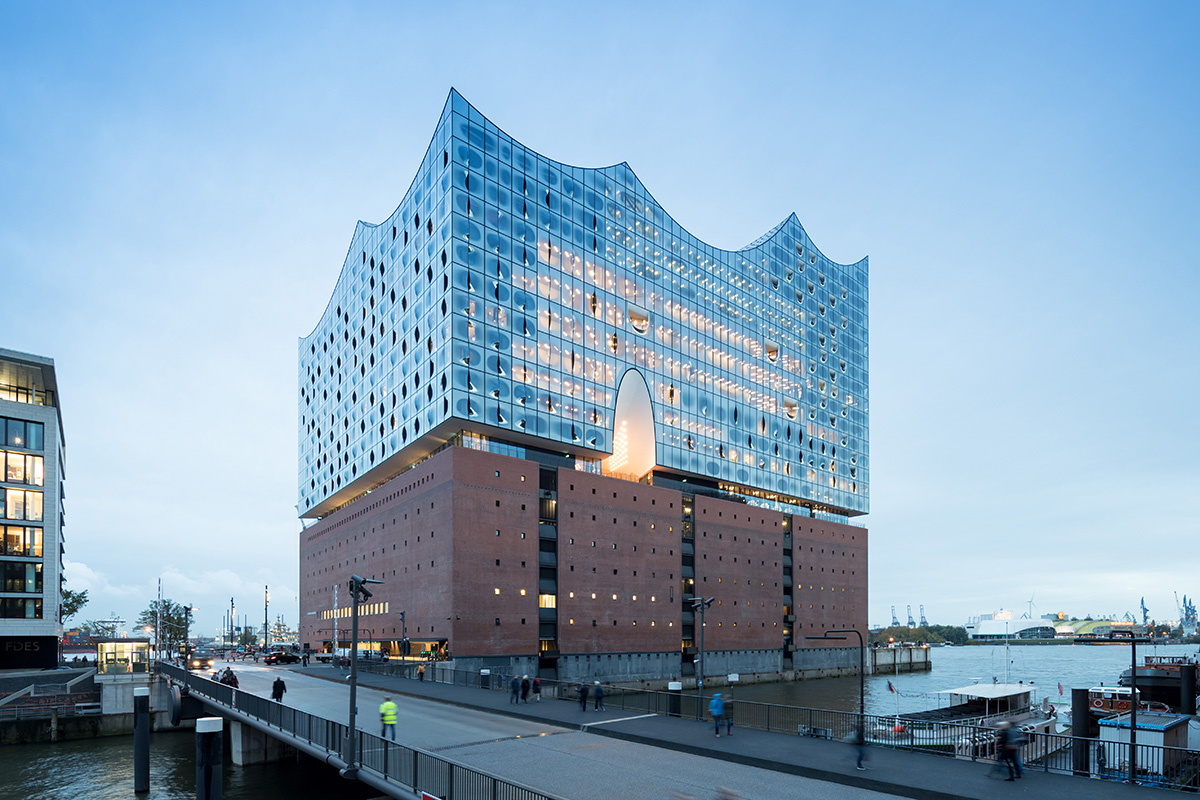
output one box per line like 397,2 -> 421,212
159,662 -> 565,800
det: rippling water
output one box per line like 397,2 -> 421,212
727,643 -> 1199,715
0,729 -> 378,800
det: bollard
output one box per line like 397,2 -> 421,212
667,681 -> 682,718
134,687 -> 150,793
196,717 -> 223,800
1181,665 -> 1197,716
1070,688 -> 1092,776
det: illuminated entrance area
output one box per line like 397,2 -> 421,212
604,370 -> 656,480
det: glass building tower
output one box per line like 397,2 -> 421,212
299,89 -> 868,523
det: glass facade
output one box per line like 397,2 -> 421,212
299,90 -> 868,520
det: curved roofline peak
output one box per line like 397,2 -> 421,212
446,89 -> 865,269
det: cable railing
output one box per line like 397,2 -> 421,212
160,662 -> 564,800
352,662 -> 1200,791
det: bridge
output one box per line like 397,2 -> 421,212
160,662 -> 560,800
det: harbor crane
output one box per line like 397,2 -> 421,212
1177,592 -> 1198,636
906,605 -> 915,628
919,605 -> 928,627
891,605 -> 899,627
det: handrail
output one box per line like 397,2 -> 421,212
159,662 -> 566,800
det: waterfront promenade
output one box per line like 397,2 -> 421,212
248,662 -> 1149,800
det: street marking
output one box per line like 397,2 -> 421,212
581,713 -> 657,730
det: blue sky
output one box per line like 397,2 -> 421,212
2,2 -> 1197,636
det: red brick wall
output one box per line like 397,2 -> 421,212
299,446 -> 869,663
692,496 -> 790,650
792,518 -> 868,647
555,471 -> 681,653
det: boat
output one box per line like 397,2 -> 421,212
868,681 -> 1057,755
1117,653 -> 1200,706
1086,686 -> 1170,717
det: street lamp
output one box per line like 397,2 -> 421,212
342,573 -> 383,779
183,605 -> 197,661
1115,634 -> 1153,785
691,597 -> 715,709
808,628 -> 865,741
264,585 -> 270,652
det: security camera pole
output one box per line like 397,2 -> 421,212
342,573 -> 383,778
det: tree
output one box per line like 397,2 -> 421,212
239,628 -> 257,647
137,599 -> 189,655
79,619 -> 116,637
61,588 -> 89,623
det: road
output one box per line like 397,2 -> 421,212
216,661 -> 898,800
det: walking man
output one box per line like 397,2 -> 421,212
270,676 -> 287,702
593,681 -> 605,711
418,663 -> 425,681
521,675 -> 531,703
709,693 -> 726,737
380,695 -> 398,740
578,681 -> 590,711
510,675 -> 521,704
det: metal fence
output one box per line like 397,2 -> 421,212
159,663 -> 564,800
355,663 -> 1200,792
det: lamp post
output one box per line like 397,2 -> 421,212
691,597 -> 715,711
263,586 -> 270,652
183,605 -> 196,663
342,573 -> 382,779
1119,635 -> 1153,785
808,628 -> 866,740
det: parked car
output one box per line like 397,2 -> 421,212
264,651 -> 300,665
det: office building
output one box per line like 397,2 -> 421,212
298,91 -> 868,681
0,349 -> 65,669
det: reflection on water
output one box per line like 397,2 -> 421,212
726,644 -> 1199,716
0,729 -> 378,800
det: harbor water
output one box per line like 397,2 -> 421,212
729,643 -> 1199,715
0,729 -> 378,800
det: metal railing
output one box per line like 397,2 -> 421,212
351,663 -> 1200,791
159,662 -> 565,800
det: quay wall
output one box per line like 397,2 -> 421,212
869,646 -> 931,675
382,645 -> 928,689
0,709 -> 177,745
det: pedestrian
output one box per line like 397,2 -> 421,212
532,677 -> 541,702
994,721 -> 1022,780
1009,723 -> 1027,779
521,675 -> 531,703
593,681 -> 605,711
708,693 -> 726,737
301,652 -> 309,667
578,681 -> 590,711
720,695 -> 733,736
418,663 -> 425,681
510,675 -> 520,704
379,695 -> 398,740
852,724 -> 866,770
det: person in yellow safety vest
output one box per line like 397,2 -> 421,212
380,695 -> 398,740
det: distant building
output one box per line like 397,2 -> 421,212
0,349 -> 65,669
297,91 -> 870,681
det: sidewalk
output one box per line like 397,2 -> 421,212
289,664 -> 1148,800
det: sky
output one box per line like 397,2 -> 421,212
1,2 -> 1197,637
